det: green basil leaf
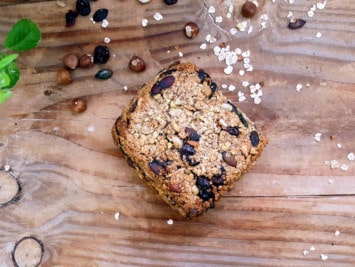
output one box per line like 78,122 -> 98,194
0,54 -> 18,69
0,89 -> 12,104
0,61 -> 20,90
0,72 -> 11,88
4,18 -> 41,51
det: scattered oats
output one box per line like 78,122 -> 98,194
296,83 -> 303,92
242,81 -> 250,87
239,69 -> 245,76
87,125 -> 95,132
307,10 -> 315,17
316,32 -> 322,38
236,21 -> 247,32
206,34 -> 217,44
230,28 -> 238,35
272,0 -> 276,3
310,4 -> 317,11
242,50 -> 250,58
314,132 -> 322,142
138,0 -> 151,3
340,164 -> 349,171
347,152 -> 355,161
325,160 -> 330,166
247,25 -> 253,34
4,165 -> 11,171
141,18 -> 148,27
328,178 -> 334,184
303,250 -> 309,256
335,230 -> 340,236
288,0 -> 294,4
123,86 -> 128,91
200,43 -> 207,50
167,219 -> 174,225
320,82 -> 327,87
320,254 -> 328,261
208,6 -> 216,14
238,91 -> 246,102
226,12 -> 232,19
316,0 -> 327,10
101,19 -> 109,28
104,37 -> 111,44
178,51 -> 184,57
337,143 -> 342,149
243,57 -> 251,64
114,212 -> 120,220
56,0 -> 66,8
246,65 -> 253,72
330,159 -> 340,170
287,11 -> 293,18
310,246 -> 316,251
221,84 -> 228,89
254,97 -> 262,104
228,84 -> 236,91
215,16 -> 223,23
154,12 -> 163,21
306,83 -> 311,87
224,65 -> 234,75
228,4 -> 234,13
250,85 -> 256,94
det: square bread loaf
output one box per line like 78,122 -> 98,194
112,62 -> 267,218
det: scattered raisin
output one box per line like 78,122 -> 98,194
65,10 -> 78,27
76,0 -> 91,16
250,131 -> 260,146
288,18 -> 306,30
225,126 -> 239,136
164,0 -> 177,5
93,8 -> 108,22
180,143 -> 196,157
212,174 -> 224,187
151,76 -> 175,96
209,82 -> 218,99
185,127 -> 200,141
196,176 -> 214,201
93,45 -> 110,64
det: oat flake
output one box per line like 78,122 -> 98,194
348,152 -> 355,161
167,219 -> 174,225
320,254 -> 328,261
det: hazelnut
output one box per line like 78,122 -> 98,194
63,54 -> 79,69
184,22 -> 199,38
128,56 -> 146,72
241,1 -> 257,18
72,98 -> 87,113
56,68 -> 72,85
79,54 -> 94,68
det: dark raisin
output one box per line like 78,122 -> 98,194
185,127 -> 200,141
222,151 -> 237,167
164,0 -> 178,5
126,157 -> 135,168
128,99 -> 138,113
65,10 -> 78,27
225,126 -> 239,136
95,69 -> 113,79
198,69 -> 210,84
180,143 -> 196,157
150,76 -> 175,96
186,157 -> 200,166
93,8 -> 108,22
76,0 -> 91,16
250,131 -> 260,147
212,174 -> 224,187
209,82 -> 218,99
93,45 -> 110,64
228,101 -> 248,128
288,18 -> 306,30
149,159 -> 168,175
196,176 -> 214,201
159,68 -> 177,77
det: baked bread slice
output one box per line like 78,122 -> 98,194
112,62 -> 267,218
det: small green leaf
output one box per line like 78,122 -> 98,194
0,54 -> 18,69
4,18 -> 41,51
0,62 -> 20,90
0,89 -> 12,103
0,72 -> 11,88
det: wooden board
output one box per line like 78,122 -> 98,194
0,0 -> 355,266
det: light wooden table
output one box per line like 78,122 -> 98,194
1,0 -> 354,266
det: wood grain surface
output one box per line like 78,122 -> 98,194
0,0 -> 355,266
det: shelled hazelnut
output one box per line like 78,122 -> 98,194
184,22 -> 199,38
128,56 -> 146,72
79,54 -> 94,68
56,68 -> 72,85
63,54 -> 79,69
72,98 -> 87,113
241,1 -> 257,18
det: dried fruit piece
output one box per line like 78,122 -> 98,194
225,126 -> 239,136
185,127 -> 200,141
76,0 -> 91,16
209,82 -> 218,99
164,0 -> 177,5
184,22 -> 199,38
250,130 -> 260,146
288,18 -> 306,30
56,68 -> 72,84
151,75 -> 175,96
128,56 -> 146,72
93,8 -> 108,22
95,69 -> 113,79
149,160 -> 167,175
196,176 -> 214,201
93,45 -> 110,64
241,2 -> 257,18
65,10 -> 78,27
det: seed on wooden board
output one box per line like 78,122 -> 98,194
164,0 -> 178,5
72,98 -> 87,113
288,18 -> 306,29
93,9 -> 108,22
76,0 -> 91,16
65,10 -> 78,27
93,45 -> 110,64
250,130 -> 260,146
63,54 -> 79,70
95,69 -> 113,79
79,54 -> 94,68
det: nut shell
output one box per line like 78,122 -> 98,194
241,2 -> 257,18
79,54 -> 94,68
128,56 -> 146,72
56,68 -> 72,85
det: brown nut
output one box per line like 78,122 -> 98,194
241,1 -> 257,18
79,54 -> 94,68
72,98 -> 87,113
128,56 -> 146,72
63,54 -> 79,69
56,68 -> 72,85
184,22 -> 199,38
